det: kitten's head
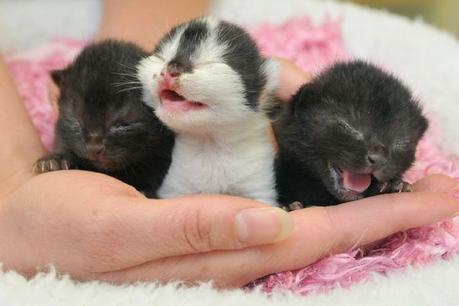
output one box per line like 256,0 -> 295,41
281,61 -> 428,201
137,16 -> 278,134
53,40 -> 167,171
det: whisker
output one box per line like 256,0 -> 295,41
112,81 -> 143,87
116,86 -> 145,94
112,71 -> 138,77
146,56 -> 164,64
116,61 -> 139,72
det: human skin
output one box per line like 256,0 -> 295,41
0,0 -> 458,289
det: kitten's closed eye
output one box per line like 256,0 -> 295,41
62,118 -> 83,134
109,122 -> 143,133
392,139 -> 415,150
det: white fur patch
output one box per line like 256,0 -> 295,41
158,116 -> 278,205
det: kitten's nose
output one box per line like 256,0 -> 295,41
367,153 -> 386,167
367,143 -> 387,168
166,61 -> 184,77
160,63 -> 183,89
87,143 -> 106,159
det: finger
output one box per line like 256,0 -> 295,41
412,173 -> 458,192
98,187 -> 459,287
85,194 -> 293,272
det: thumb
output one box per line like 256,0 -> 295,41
88,194 -> 293,272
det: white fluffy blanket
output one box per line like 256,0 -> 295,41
2,255 -> 459,306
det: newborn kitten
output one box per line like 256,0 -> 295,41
138,16 -> 279,205
274,60 -> 428,207
35,40 -> 174,197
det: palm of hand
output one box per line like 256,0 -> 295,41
1,171 -> 143,278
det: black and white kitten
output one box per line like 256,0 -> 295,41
138,16 -> 279,205
35,40 -> 174,197
274,60 -> 428,207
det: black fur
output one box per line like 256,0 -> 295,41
36,40 -> 174,197
274,60 -> 428,206
154,19 -> 209,75
216,20 -> 267,110
172,19 -> 209,73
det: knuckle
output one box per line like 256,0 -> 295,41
180,207 -> 214,252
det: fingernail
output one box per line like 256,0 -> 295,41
235,207 -> 294,245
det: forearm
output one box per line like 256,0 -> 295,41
0,58 -> 44,195
96,0 -> 210,50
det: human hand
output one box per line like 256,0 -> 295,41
274,56 -> 312,101
1,169 -> 457,288
108,174 -> 457,288
0,170 -> 292,282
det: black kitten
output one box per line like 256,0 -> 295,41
34,40 -> 174,197
274,60 -> 428,207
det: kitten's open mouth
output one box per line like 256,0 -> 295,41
159,89 -> 207,113
331,165 -> 373,194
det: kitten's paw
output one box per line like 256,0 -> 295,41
282,201 -> 304,211
33,154 -> 72,174
379,179 -> 413,194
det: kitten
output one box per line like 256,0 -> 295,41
137,16 -> 280,205
34,40 -> 174,197
274,60 -> 428,208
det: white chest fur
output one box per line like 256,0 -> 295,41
157,117 -> 278,206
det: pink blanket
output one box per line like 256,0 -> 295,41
6,16 -> 459,295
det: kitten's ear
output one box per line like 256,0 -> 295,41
290,84 -> 316,119
50,69 -> 64,87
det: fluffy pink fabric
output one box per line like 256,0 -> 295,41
5,17 -> 459,296
6,39 -> 86,150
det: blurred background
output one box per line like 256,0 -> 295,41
340,0 -> 459,37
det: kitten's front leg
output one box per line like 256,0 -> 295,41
33,153 -> 75,174
378,178 -> 413,194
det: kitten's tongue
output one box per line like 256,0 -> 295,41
342,170 -> 372,193
160,89 -> 205,112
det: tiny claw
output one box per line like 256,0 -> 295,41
379,179 -> 413,194
61,159 -> 70,170
288,201 -> 304,211
48,159 -> 59,171
32,161 -> 42,174
33,154 -> 72,174
399,181 -> 413,193
379,181 -> 389,193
